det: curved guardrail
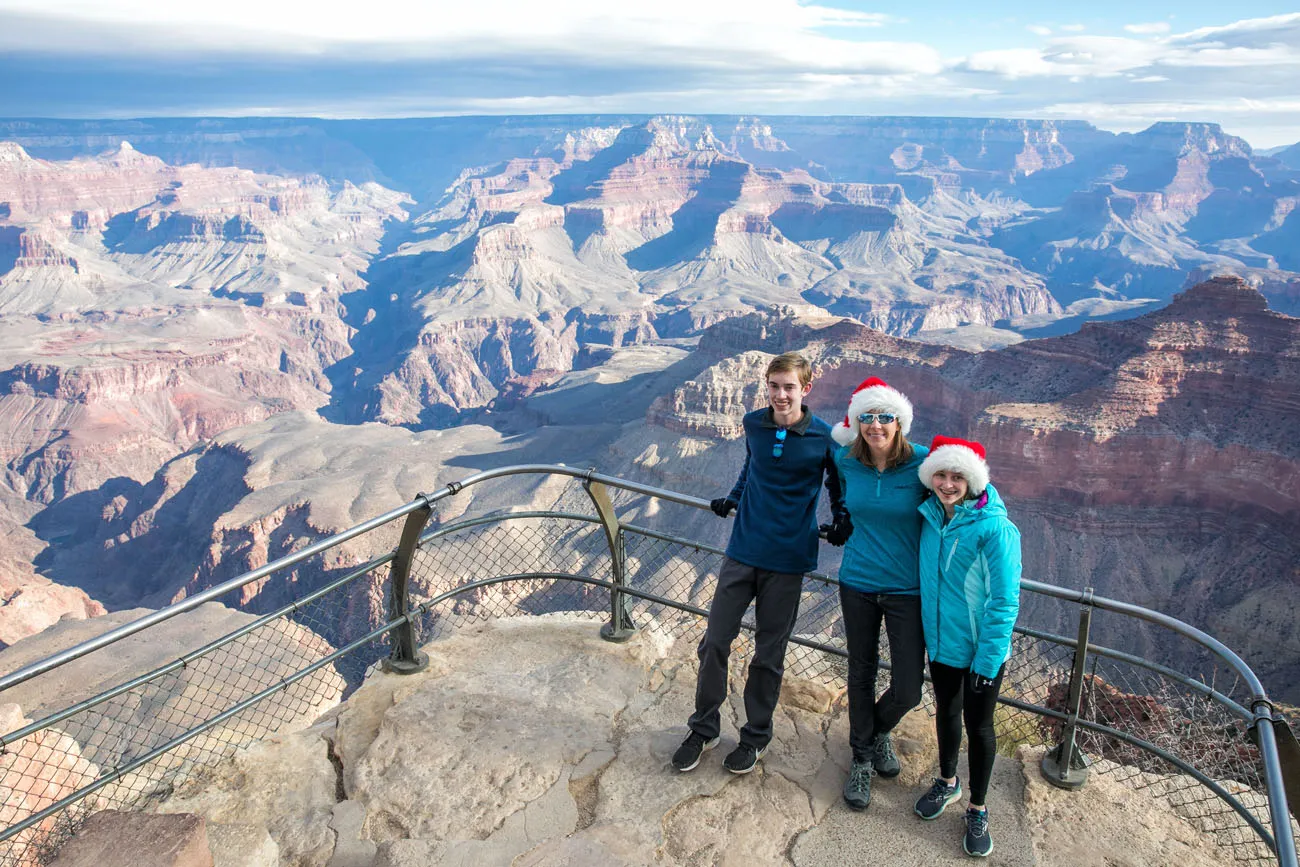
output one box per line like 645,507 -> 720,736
1,464 -> 1296,866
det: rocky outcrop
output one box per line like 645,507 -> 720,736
48,811 -> 213,867
0,703 -> 101,867
1019,746 -> 1256,866
0,575 -> 105,649
130,615 -> 1239,866
0,601 -> 347,866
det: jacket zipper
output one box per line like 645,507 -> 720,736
935,523 -> 944,662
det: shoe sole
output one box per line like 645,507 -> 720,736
963,838 -> 994,858
725,745 -> 768,775
673,736 -> 720,772
915,788 -> 963,820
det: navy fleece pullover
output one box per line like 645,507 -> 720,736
724,407 -> 846,575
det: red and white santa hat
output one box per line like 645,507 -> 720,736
830,376 -> 914,446
918,435 -> 990,496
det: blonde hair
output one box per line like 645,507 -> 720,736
765,352 -> 813,387
849,415 -> 914,470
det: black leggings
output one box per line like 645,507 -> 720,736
929,660 -> 1006,805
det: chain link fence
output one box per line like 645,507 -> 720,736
0,556 -> 400,867
1,468 -> 1295,866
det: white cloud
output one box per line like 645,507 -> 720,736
1124,22 -> 1171,35
959,36 -> 1166,78
0,0 -> 889,45
959,49 -> 1059,78
1170,12 -> 1300,46
0,1 -> 934,81
2,4 -> 1300,147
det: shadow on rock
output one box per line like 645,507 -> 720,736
29,446 -> 252,609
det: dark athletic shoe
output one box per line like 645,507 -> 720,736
872,731 -> 901,778
915,776 -> 963,820
842,758 -> 874,810
963,807 -> 993,857
672,731 -> 719,772
723,742 -> 768,774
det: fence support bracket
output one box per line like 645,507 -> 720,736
1041,590 -> 1094,791
584,479 -> 636,643
382,497 -> 432,674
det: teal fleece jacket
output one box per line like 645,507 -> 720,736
834,442 -> 930,594
917,483 -> 1023,679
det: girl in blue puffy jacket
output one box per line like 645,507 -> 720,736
912,435 -> 1022,859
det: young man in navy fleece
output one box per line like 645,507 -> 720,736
673,352 -> 850,775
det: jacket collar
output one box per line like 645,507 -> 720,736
761,406 -> 814,435
920,484 -> 1007,529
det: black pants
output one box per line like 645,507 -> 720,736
839,587 -> 925,762
930,660 -> 1006,805
689,557 -> 804,750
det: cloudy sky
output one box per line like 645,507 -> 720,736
2,1 -> 1299,147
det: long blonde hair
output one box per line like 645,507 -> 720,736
849,416 -> 914,469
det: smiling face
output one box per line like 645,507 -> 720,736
857,408 -> 900,458
931,469 -> 970,514
767,369 -> 812,426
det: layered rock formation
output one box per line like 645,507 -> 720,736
0,143 -> 407,643
620,276 -> 1300,700
331,118 -> 1058,425
3,116 -> 1298,697
16,277 -> 1297,711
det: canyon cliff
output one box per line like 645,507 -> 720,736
1,116 -> 1297,707
621,276 -> 1300,698
15,277 -> 1298,706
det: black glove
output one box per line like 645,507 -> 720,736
822,513 -> 853,546
710,497 -> 737,518
970,673 -> 998,694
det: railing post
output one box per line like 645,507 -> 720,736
1252,709 -> 1300,867
1041,588 -> 1094,790
381,495 -> 433,674
583,477 -> 636,643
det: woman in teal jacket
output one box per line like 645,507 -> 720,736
826,376 -> 929,812
911,435 -> 1022,860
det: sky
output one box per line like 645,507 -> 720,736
2,1 -> 1299,148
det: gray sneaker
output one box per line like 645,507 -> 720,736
872,731 -> 901,778
963,807 -> 993,857
842,758 -> 874,810
915,776 -> 963,820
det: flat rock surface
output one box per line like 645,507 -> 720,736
50,810 -> 212,867
144,615 -> 1242,866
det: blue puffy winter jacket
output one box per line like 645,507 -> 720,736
917,483 -> 1022,679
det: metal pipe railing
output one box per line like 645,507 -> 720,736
0,500 -> 425,693
2,464 -> 1294,866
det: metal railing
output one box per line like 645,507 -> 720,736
1,464 -> 1296,866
